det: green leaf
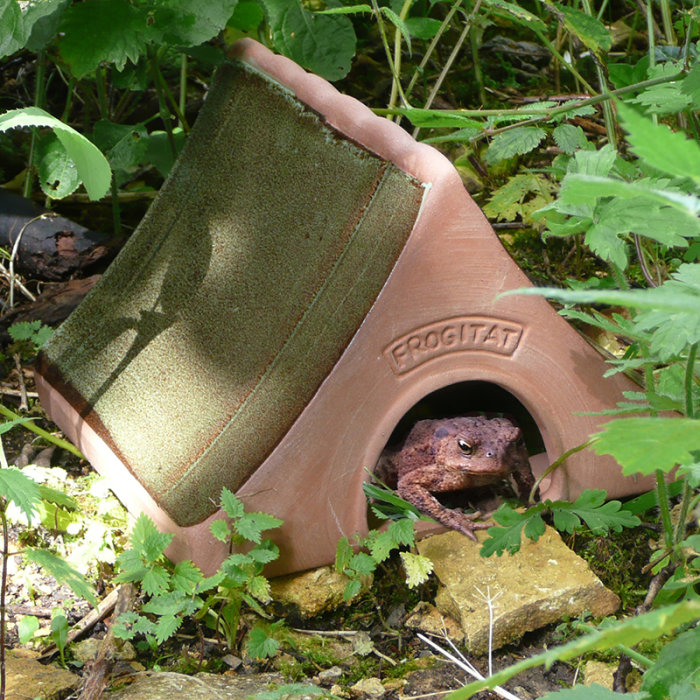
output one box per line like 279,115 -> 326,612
210,518 -> 231,543
219,487 -> 244,519
368,530 -> 395,563
681,62 -> 700,109
617,102 -> 700,183
36,132 -> 80,199
155,614 -> 182,644
171,560 -> 204,593
485,126 -> 546,164
397,108 -> 482,129
450,600 -> 700,698
248,625 -> 280,659
592,418 -> 700,476
18,615 -> 40,644
484,173 -> 556,223
50,610 -> 69,651
483,0 -> 546,32
343,578 -> 362,601
91,119 -> 148,185
248,541 -> 280,564
0,107 -> 111,200
349,552 -> 376,576
0,0 -> 26,57
553,124 -> 587,154
400,551 -> 434,588
141,566 -> 172,597
404,16 -> 442,40
260,0 -> 356,81
145,128 -> 186,178
247,574 -> 272,602
58,0 -> 150,77
387,518 -> 415,547
641,627 -> 700,698
0,467 -> 40,522
336,536 -> 354,573
23,0 -> 70,53
380,6 -> 412,53
24,548 -> 96,605
234,511 -> 283,543
554,3 -> 612,55
146,0 -> 239,47
129,513 -> 173,562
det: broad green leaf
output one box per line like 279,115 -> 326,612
405,16 -> 442,40
0,467 -> 40,522
18,615 -> 40,644
368,530 -> 395,562
248,541 -> 279,564
0,0 -> 26,57
24,548 -> 97,605
641,627 -> 700,698
484,173 -> 556,223
485,126 -> 546,164
448,599 -> 700,698
59,0 -> 150,76
50,610 -> 69,651
484,0 -> 546,31
632,82 -> 692,116
23,0 -> 70,52
617,102 -> 700,183
343,578 -> 362,601
36,132 -> 80,198
260,0 -> 356,81
146,0 -> 239,47
569,144 -> 617,177
553,123 -> 586,154
171,560 -> 204,593
248,626 -> 279,659
219,487 -> 244,519
681,62 -> 700,109
584,221 -> 628,269
145,128 -> 186,178
349,552 -> 376,576
92,119 -> 148,185
398,108 -> 482,129
0,107 -> 111,200
592,418 -> 700,476
0,417 -> 34,435
141,566 -> 171,597
400,551 -> 434,587
554,3 -> 612,55
315,4 -> 372,15
481,505 -> 533,556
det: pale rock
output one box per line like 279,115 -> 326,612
404,602 -> 464,643
5,649 -> 79,699
105,671 -> 286,698
417,527 -> 620,654
269,565 -> 362,617
583,661 -> 616,689
350,676 -> 386,698
317,665 -> 343,685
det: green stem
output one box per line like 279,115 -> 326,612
23,51 -> 46,200
534,29 -> 595,95
95,69 -> 121,235
656,470 -> 675,553
179,53 -> 187,129
0,404 -> 84,460
646,0 -> 656,69
658,0 -> 675,46
388,0 -> 413,117
575,622 -> 655,668
1,503 -> 7,700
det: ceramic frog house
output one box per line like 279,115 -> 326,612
35,39 -> 654,576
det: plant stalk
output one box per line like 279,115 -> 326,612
23,51 -> 46,200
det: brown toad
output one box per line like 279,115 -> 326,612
375,416 -> 534,540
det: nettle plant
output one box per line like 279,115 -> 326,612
113,488 -> 283,658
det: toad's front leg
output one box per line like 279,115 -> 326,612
396,466 -> 489,541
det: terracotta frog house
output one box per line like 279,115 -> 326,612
35,39 -> 654,576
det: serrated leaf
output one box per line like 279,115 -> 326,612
141,566 -> 171,597
484,173 -> 556,223
0,467 -> 40,522
349,552 -> 376,576
554,3 -> 612,55
9,320 -> 43,342
380,6 -> 411,53
632,82 -> 692,116
522,512 -> 546,540
248,541 -> 279,564
24,548 -> 96,605
171,560 -> 204,593
640,627 -> 700,697
336,537 -> 354,573
387,518 -> 415,547
592,417 -> 700,476
248,625 -> 280,658
617,102 -> 700,183
485,126 -> 546,164
147,0 -> 239,47
154,614 -> 181,643
129,513 -> 173,562
234,511 -> 283,543
0,107 -> 111,200
553,123 -> 586,154
400,551 -> 434,588
219,487 -> 244,519
260,0 -> 356,81
247,574 -> 272,602
58,0 -> 150,77
368,530 -> 395,563
481,505 -> 532,556
210,518 -> 231,543
681,62 -> 700,109
343,578 -> 362,601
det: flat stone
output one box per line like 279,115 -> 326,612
270,565 -> 361,617
5,649 -> 79,699
417,528 -> 620,655
105,671 -> 286,698
350,677 -> 386,698
583,661 -> 615,689
404,602 -> 464,643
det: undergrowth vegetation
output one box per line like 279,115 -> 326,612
0,0 -> 699,698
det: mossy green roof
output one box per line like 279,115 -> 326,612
39,59 -> 424,526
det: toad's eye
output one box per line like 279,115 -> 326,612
457,439 -> 473,455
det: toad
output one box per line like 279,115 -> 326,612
375,416 -> 534,540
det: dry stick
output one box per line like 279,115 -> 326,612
78,584 -> 136,700
40,587 -> 121,661
8,214 -> 51,310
